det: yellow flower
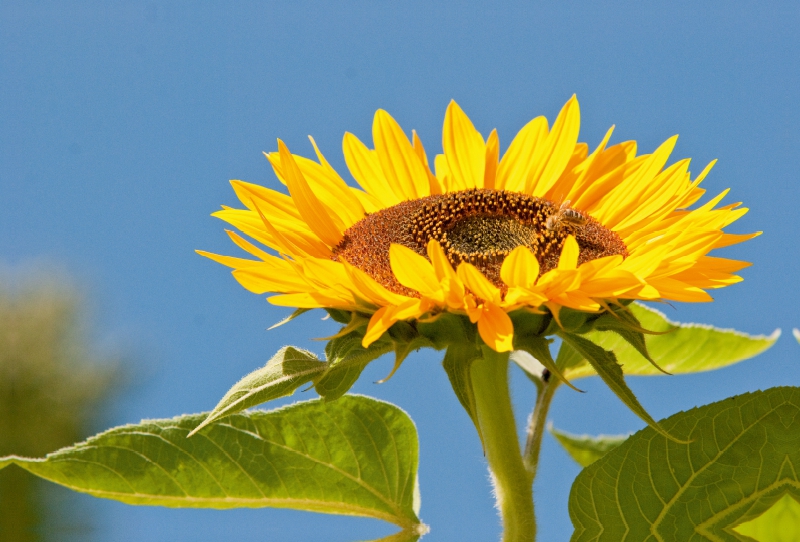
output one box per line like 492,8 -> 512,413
199,96 -> 756,353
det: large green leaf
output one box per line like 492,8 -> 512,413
569,386 -> 800,541
189,346 -> 326,436
1,395 -> 424,532
548,424 -> 629,468
564,303 -> 779,379
733,493 -> 800,541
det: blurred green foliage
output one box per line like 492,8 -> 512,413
0,278 -> 121,542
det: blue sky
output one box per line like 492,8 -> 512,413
2,1 -> 799,540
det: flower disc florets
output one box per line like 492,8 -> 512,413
333,188 -> 627,296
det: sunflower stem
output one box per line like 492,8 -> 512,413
523,374 -> 559,480
471,347 -> 535,542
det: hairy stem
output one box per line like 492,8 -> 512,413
471,347 -> 535,542
523,372 -> 559,481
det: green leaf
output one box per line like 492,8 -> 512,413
569,386 -> 800,541
734,493 -> 800,541
556,341 -> 585,372
189,346 -> 326,436
325,308 -> 353,324
547,423 -> 628,468
565,302 -> 779,379
591,310 -> 669,374
379,335 -> 434,385
1,395 -> 424,531
417,312 -> 472,350
558,332 -> 684,442
513,333 -> 583,392
315,334 -> 393,401
442,342 -> 484,445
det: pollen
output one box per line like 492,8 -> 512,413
332,189 -> 627,296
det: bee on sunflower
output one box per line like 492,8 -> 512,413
198,96 -> 755,541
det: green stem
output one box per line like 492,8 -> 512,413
471,347 -> 535,542
523,375 -> 559,480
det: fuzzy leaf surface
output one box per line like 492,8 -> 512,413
565,303 -> 778,379
190,346 -> 325,435
570,386 -> 800,541
1,395 -> 423,530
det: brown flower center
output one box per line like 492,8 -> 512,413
332,189 -> 627,296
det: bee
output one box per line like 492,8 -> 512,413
545,200 -> 587,232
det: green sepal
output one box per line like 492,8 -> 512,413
378,323 -> 435,384
268,308 -> 311,330
189,346 -> 326,436
317,312 -> 369,340
509,309 -> 550,337
513,332 -> 583,392
545,307 -> 592,334
555,341 -> 585,372
558,331 -> 688,443
547,423 -> 629,467
441,342 -> 485,446
315,333 -> 393,401
417,312 -> 473,350
324,308 -> 353,324
591,311 -> 671,375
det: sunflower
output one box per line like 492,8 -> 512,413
199,96 -> 755,353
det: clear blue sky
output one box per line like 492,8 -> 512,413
2,2 -> 799,540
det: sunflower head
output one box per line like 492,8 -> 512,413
199,96 -> 756,354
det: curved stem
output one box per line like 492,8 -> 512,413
523,376 -> 559,481
471,347 -> 535,542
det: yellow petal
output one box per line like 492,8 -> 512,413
363,307 -> 394,346
266,151 -> 358,230
231,266 -> 308,294
477,303 -> 514,352
558,235 -> 580,270
269,292 -> 348,309
528,95 -> 581,197
278,140 -> 344,247
592,135 -> 678,228
500,246 -> 540,289
342,132 -> 401,206
342,262 -> 409,307
389,244 -> 443,299
443,100 -> 485,189
457,263 -> 501,303
496,116 -> 548,192
427,241 -> 466,308
224,229 -> 273,261
231,180 -> 302,220
373,110 -> 430,200
412,129 -> 443,195
483,129 -> 499,189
